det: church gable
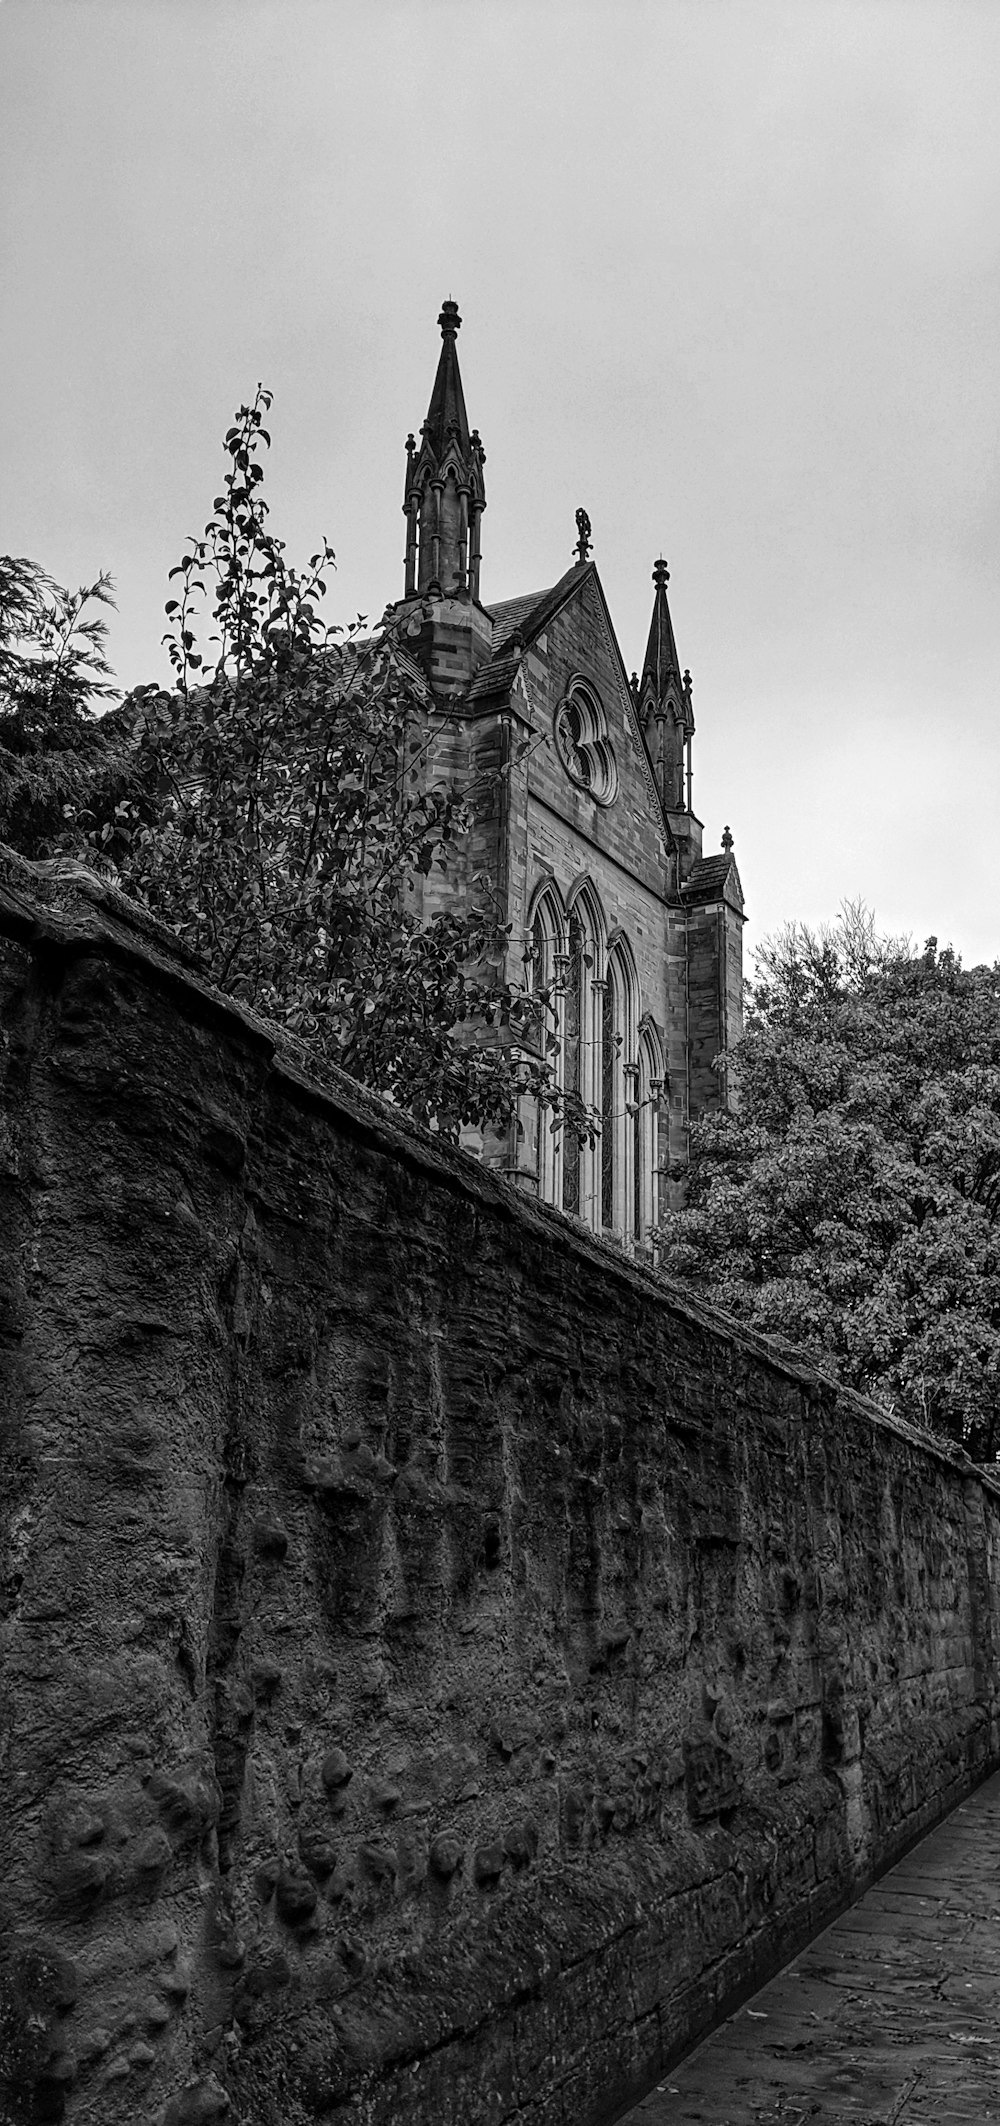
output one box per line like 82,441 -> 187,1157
512,565 -> 672,900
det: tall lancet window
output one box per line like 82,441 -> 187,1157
601,940 -> 639,1236
600,979 -> 616,1228
636,1025 -> 665,1251
529,891 -> 563,1209
561,910 -> 585,1218
632,1087 -> 643,1242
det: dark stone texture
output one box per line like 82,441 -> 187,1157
0,850 -> 998,2126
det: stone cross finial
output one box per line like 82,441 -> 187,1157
574,508 -> 592,564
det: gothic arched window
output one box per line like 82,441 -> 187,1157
601,938 -> 639,1237
564,883 -> 606,1230
561,909 -> 585,1218
636,1024 -> 665,1252
528,885 -> 564,1209
526,879 -> 611,1232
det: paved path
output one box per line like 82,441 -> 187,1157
617,1769 -> 1000,2125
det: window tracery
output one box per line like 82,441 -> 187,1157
526,885 -> 662,1253
553,683 -> 618,805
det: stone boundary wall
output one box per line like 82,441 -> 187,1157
0,852 -> 998,2126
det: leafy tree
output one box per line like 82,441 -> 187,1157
659,905 -> 1000,1458
54,388 -> 577,1144
0,557 -> 132,854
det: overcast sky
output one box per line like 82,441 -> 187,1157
2,0 -> 998,966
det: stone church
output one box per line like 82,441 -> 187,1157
384,300 -> 744,1249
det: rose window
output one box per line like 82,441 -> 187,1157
553,684 -> 618,805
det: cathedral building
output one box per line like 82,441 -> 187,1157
387,300 -> 744,1249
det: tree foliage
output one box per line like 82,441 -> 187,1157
0,557 -> 133,854
33,389 -> 574,1142
659,905 -> 1000,1458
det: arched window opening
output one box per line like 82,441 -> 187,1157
526,880 -> 610,1233
530,905 -> 549,994
526,886 -> 564,1209
438,468 -> 464,590
636,1025 -> 665,1254
631,1070 -> 643,1242
600,978 -> 615,1228
600,940 -> 639,1238
561,909 -> 585,1218
565,883 -> 606,1233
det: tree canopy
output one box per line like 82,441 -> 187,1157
0,556 -> 136,856
659,907 -> 1000,1458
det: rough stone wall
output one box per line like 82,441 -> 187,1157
0,858 -> 998,2126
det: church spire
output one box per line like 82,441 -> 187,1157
403,299 -> 487,601
641,557 -> 682,696
639,557 -> 695,816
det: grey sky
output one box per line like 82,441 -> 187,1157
2,0 -> 998,965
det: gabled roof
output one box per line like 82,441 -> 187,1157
683,851 -> 744,911
478,562 -> 672,837
487,589 -> 552,653
467,645 -> 525,703
486,562 -> 590,657
473,565 -> 596,702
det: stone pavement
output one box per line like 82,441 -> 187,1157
616,1768 -> 1000,2125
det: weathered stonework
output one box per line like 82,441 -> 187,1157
0,854 -> 998,2126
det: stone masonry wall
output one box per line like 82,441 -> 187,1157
0,855 -> 998,2126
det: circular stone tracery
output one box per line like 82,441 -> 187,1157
553,687 -> 618,805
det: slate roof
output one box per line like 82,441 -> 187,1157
487,590 -> 550,654
683,853 -> 743,906
485,562 -> 591,656
467,647 -> 526,703
470,568 -> 594,702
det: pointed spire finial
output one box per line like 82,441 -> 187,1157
641,553 -> 682,696
404,298 -> 485,599
721,825 -> 734,853
574,508 -> 592,565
